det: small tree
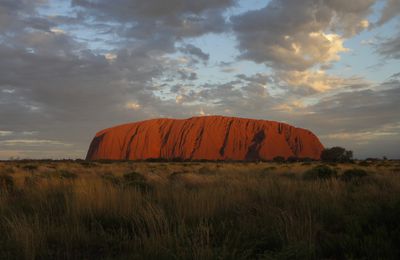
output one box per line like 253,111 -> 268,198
273,156 -> 285,163
320,147 -> 353,162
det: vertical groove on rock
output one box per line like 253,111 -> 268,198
190,125 -> 205,159
121,126 -> 136,155
161,122 -> 172,146
125,126 -> 140,160
219,119 -> 233,157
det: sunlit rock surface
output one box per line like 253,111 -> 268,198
86,116 -> 324,161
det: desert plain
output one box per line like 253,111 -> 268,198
1,159 -> 399,259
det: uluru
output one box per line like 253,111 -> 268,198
86,116 -> 324,161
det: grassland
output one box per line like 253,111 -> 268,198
0,160 -> 400,259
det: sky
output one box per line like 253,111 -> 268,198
0,0 -> 399,160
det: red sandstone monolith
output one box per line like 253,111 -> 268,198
86,116 -> 324,161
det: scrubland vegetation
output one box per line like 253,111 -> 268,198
0,160 -> 400,259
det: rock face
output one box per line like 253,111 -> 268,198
86,116 -> 324,161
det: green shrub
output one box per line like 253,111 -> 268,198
358,161 -> 371,167
79,161 -> 96,168
123,171 -> 145,182
198,166 -> 214,175
22,164 -> 38,172
168,171 -> 184,182
262,166 -> 277,174
303,165 -> 337,180
1,167 -> 15,174
24,175 -> 41,187
301,162 -> 312,166
123,171 -> 151,191
101,172 -> 121,185
340,168 -> 368,182
281,172 -> 297,179
273,156 -> 286,163
287,156 -> 299,163
59,170 -> 78,179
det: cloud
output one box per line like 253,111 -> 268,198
231,0 -> 376,71
179,44 -> 210,62
178,70 -> 198,81
293,83 -> 400,139
274,70 -> 365,93
172,74 -> 400,158
0,3 -> 190,158
72,0 -> 235,20
376,34 -> 400,59
321,124 -> 400,143
0,131 -> 13,137
377,0 -> 400,25
0,0 -> 47,32
0,139 -> 72,147
72,0 -> 236,52
0,0 -> 398,160
125,102 -> 141,111
236,73 -> 271,85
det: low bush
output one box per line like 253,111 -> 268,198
262,166 -> 277,174
79,161 -> 97,168
301,162 -> 312,166
303,165 -> 337,180
123,171 -> 151,191
340,168 -> 368,182
0,167 -> 15,174
101,172 -> 121,185
123,171 -> 145,182
0,174 -> 14,193
273,156 -> 285,163
22,164 -> 38,172
287,156 -> 299,163
198,166 -> 214,175
59,170 -> 78,179
358,161 -> 371,167
24,175 -> 41,187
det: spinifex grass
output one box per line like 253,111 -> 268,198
0,160 -> 399,259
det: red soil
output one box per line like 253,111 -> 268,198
86,116 -> 324,161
